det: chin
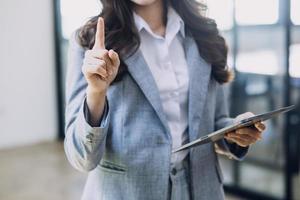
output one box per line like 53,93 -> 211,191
130,0 -> 161,6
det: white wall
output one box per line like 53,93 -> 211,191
0,0 -> 57,149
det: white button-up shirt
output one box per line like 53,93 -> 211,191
133,7 -> 189,164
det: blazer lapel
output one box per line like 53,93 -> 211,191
123,35 -> 211,143
124,50 -> 171,135
183,36 -> 212,142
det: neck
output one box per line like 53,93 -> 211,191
133,1 -> 166,36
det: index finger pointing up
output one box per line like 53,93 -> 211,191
93,17 -> 105,49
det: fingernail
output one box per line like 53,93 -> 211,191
109,49 -> 114,55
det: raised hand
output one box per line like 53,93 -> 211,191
82,17 -> 120,94
81,17 -> 120,126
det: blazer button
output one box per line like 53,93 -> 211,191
86,133 -> 94,143
171,168 -> 177,175
156,136 -> 164,144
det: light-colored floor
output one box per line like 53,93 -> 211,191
0,141 -> 243,200
0,142 -> 85,200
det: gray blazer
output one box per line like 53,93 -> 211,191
64,31 -> 248,200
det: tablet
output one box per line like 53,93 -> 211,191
172,105 -> 295,153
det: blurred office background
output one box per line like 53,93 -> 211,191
0,0 -> 299,199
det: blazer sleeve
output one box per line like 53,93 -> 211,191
214,82 -> 249,160
64,31 -> 110,172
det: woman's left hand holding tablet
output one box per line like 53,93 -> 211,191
224,112 -> 266,147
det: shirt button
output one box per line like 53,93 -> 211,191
170,91 -> 179,98
163,61 -> 172,70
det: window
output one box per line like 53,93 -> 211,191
60,0 -> 101,39
291,0 -> 300,25
235,0 -> 279,25
236,50 -> 280,75
205,0 -> 234,30
290,44 -> 300,78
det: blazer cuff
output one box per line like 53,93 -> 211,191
76,95 -> 110,141
218,139 -> 249,160
83,95 -> 109,129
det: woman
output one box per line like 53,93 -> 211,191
64,0 -> 265,199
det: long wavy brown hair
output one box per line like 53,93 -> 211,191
76,0 -> 233,84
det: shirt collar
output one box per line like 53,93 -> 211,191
167,6 -> 185,38
133,6 -> 185,39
